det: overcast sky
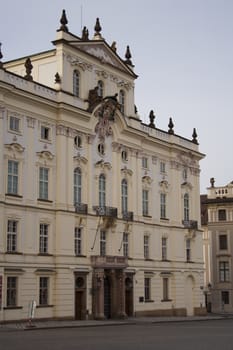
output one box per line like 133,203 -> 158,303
1,0 -> 233,193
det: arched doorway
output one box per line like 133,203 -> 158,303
75,274 -> 87,320
125,276 -> 134,317
185,275 -> 195,316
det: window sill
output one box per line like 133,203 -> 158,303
38,253 -> 53,256
36,305 -> 54,308
4,306 -> 23,310
161,299 -> 172,302
143,215 -> 152,218
37,199 -> 53,203
75,255 -> 86,258
160,217 -> 169,221
144,258 -> 154,261
145,300 -> 154,303
5,251 -> 23,255
5,193 -> 23,198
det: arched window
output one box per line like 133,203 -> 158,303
74,168 -> 82,204
184,193 -> 189,221
73,70 -> 80,97
99,174 -> 106,207
121,179 -> 128,213
97,80 -> 104,97
119,90 -> 125,114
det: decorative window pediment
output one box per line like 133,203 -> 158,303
142,175 -> 152,185
181,181 -> 193,190
121,167 -> 133,177
36,150 -> 54,161
5,143 -> 25,153
74,153 -> 88,165
159,180 -> 169,190
95,160 -> 111,170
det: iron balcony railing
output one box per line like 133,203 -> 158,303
122,211 -> 134,221
93,205 -> 118,218
75,202 -> 88,214
182,220 -> 198,229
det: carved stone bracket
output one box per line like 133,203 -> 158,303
66,54 -> 93,71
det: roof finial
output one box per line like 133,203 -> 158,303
210,177 -> 215,188
59,9 -> 69,32
124,45 -> 133,66
24,58 -> 33,81
148,110 -> 156,128
93,18 -> 103,40
192,128 -> 198,144
111,41 -> 117,52
168,117 -> 174,134
0,43 -> 3,69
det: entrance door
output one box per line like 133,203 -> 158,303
185,276 -> 194,316
104,276 -> 111,318
75,291 -> 84,320
125,277 -> 133,316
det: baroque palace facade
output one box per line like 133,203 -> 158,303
0,11 -> 205,322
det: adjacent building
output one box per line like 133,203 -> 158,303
0,10 -> 205,322
201,179 -> 233,313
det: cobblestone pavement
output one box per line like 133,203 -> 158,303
0,313 -> 232,331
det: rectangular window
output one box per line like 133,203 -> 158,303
100,230 -> 106,257
9,116 -> 20,132
144,235 -> 149,259
7,160 -> 19,195
7,276 -> 17,307
219,234 -> 227,250
186,239 -> 191,262
7,220 -> 17,252
41,126 -> 50,141
221,291 -> 229,305
39,167 -> 49,200
160,193 -> 166,219
39,224 -> 48,254
162,237 -> 167,261
142,157 -> 148,169
163,278 -> 169,300
142,189 -> 149,216
39,277 -> 49,305
160,161 -> 166,174
123,232 -> 129,257
74,227 -> 82,256
219,261 -> 230,282
144,277 -> 151,301
218,209 -> 226,221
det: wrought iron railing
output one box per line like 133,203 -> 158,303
75,203 -> 88,214
93,206 -> 118,218
182,220 -> 198,229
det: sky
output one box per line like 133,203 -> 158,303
1,0 -> 233,193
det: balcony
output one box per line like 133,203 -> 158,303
93,206 -> 118,218
75,203 -> 88,214
182,220 -> 198,229
122,211 -> 134,221
91,255 -> 128,269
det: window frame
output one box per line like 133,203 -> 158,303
123,232 -> 129,257
39,277 -> 49,306
186,238 -> 191,262
7,160 -> 19,195
219,234 -> 228,250
144,277 -> 151,301
121,179 -> 128,213
218,209 -> 226,221
39,167 -> 49,200
119,89 -> 125,114
99,174 -> 106,207
39,223 -> 49,254
100,230 -> 106,257
40,125 -> 50,141
74,227 -> 82,256
160,193 -> 166,219
97,80 -> 104,97
74,167 -> 82,204
184,193 -> 189,221
7,220 -> 18,253
142,189 -> 149,216
9,115 -> 20,133
162,277 -> 169,301
219,261 -> 230,282
162,237 -> 167,261
144,235 -> 149,259
6,276 -> 17,307
73,70 -> 80,97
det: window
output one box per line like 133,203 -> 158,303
99,174 -> 106,207
74,135 -> 82,148
219,234 -> 228,250
183,168 -> 188,181
100,230 -> 106,256
119,90 -> 125,114
221,291 -> 229,305
97,80 -> 104,97
98,143 -> 105,156
39,277 -> 49,305
160,193 -> 166,219
41,126 -> 50,141
218,209 -> 226,221
75,227 -> 82,256
219,261 -> 230,282
186,239 -> 191,262
39,224 -> 48,254
144,235 -> 149,259
163,278 -> 169,300
74,168 -> 82,204
39,167 -> 49,200
7,220 -> 17,252
162,237 -> 167,260
73,70 -> 80,97
121,150 -> 128,161
142,189 -> 149,216
9,116 -> 20,132
121,179 -> 128,213
123,232 -> 129,257
184,193 -> 189,221
142,157 -> 148,169
7,160 -> 18,195
160,161 -> 166,174
7,276 -> 17,307
144,277 -> 151,301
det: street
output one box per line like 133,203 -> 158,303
1,319 -> 233,350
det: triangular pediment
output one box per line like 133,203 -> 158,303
69,41 -> 137,78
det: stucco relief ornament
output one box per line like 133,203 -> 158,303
94,95 -> 119,140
